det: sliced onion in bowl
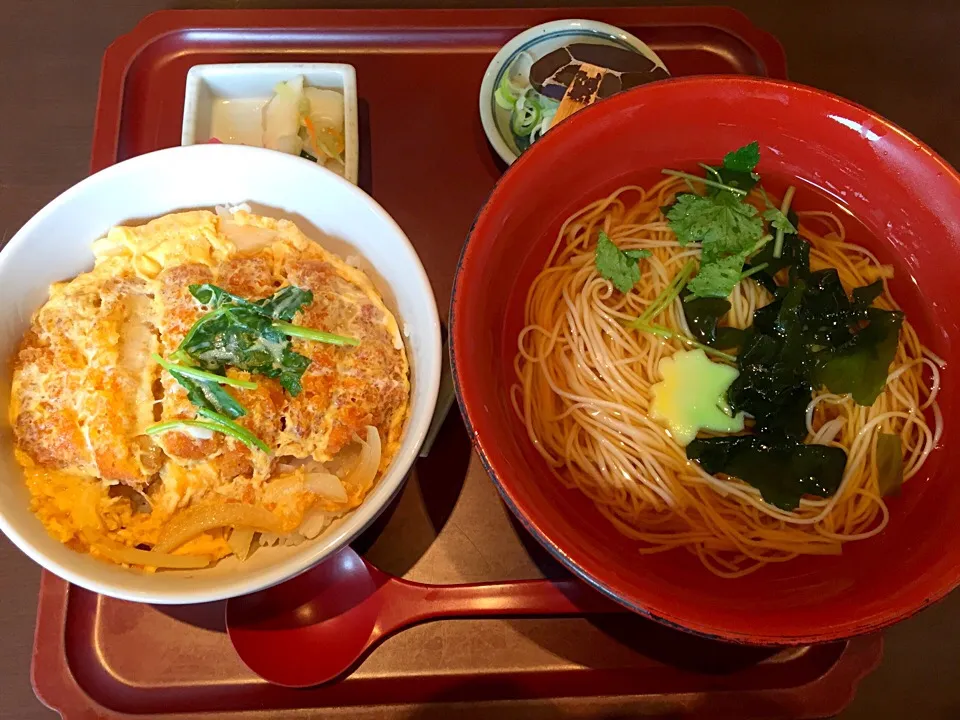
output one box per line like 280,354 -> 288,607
341,426 -> 381,495
93,539 -> 210,569
154,503 -> 284,554
299,507 -> 334,539
227,527 -> 256,561
305,471 -> 348,503
215,205 -> 281,252
323,442 -> 361,478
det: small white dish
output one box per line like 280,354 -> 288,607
479,19 -> 668,165
182,63 -> 360,185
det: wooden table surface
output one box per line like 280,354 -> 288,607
1,1 -> 958,718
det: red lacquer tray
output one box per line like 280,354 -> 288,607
32,8 -> 883,719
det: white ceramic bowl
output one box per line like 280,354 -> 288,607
0,143 -> 441,604
479,19 -> 668,165
182,63 -> 360,185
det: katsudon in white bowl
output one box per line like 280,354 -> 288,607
0,144 -> 441,604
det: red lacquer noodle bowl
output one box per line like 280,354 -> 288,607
451,76 -> 960,644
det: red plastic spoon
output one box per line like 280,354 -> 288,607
226,546 -> 622,687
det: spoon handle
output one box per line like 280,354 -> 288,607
382,577 -> 622,628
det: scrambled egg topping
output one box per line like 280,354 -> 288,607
11,208 -> 410,568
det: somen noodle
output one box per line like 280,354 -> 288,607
512,175 -> 943,577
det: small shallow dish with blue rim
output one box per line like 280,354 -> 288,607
478,19 -> 668,165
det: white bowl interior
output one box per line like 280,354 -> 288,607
182,63 -> 360,184
0,144 -> 440,603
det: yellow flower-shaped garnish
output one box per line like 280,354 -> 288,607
649,349 -> 745,446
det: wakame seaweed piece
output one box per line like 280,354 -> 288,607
726,333 -> 812,438
743,213 -> 806,291
683,297 -> 728,345
800,269 -> 865,348
812,307 -> 904,406
714,326 -> 748,351
687,435 -> 848,511
681,296 -> 745,350
727,283 -> 815,438
852,279 -> 884,308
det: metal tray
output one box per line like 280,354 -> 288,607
31,8 -> 882,719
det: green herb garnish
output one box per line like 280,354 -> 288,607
661,170 -> 749,197
595,231 -> 652,293
711,141 -> 761,194
272,321 -> 360,346
763,207 -> 797,235
721,141 -> 761,173
154,283 -> 361,443
686,251 -> 755,299
664,142 -> 798,300
632,320 -> 736,363
196,407 -> 272,454
666,191 -> 764,253
180,283 -> 356,397
664,187 -> 764,299
628,261 -> 735,362
145,416 -> 270,455
151,353 -> 257,389
633,260 -> 696,325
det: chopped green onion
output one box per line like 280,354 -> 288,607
152,353 -> 257,389
511,94 -> 541,137
196,408 -> 271,454
272,321 -> 360,346
495,86 -> 517,110
495,70 -> 521,110
661,170 -> 748,197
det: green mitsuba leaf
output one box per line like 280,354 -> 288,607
178,283 -> 318,397
168,368 -> 247,420
594,230 -> 651,293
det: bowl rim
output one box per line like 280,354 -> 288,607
0,143 -> 442,604
453,74 -> 960,645
180,62 -> 361,185
478,18 -> 668,166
